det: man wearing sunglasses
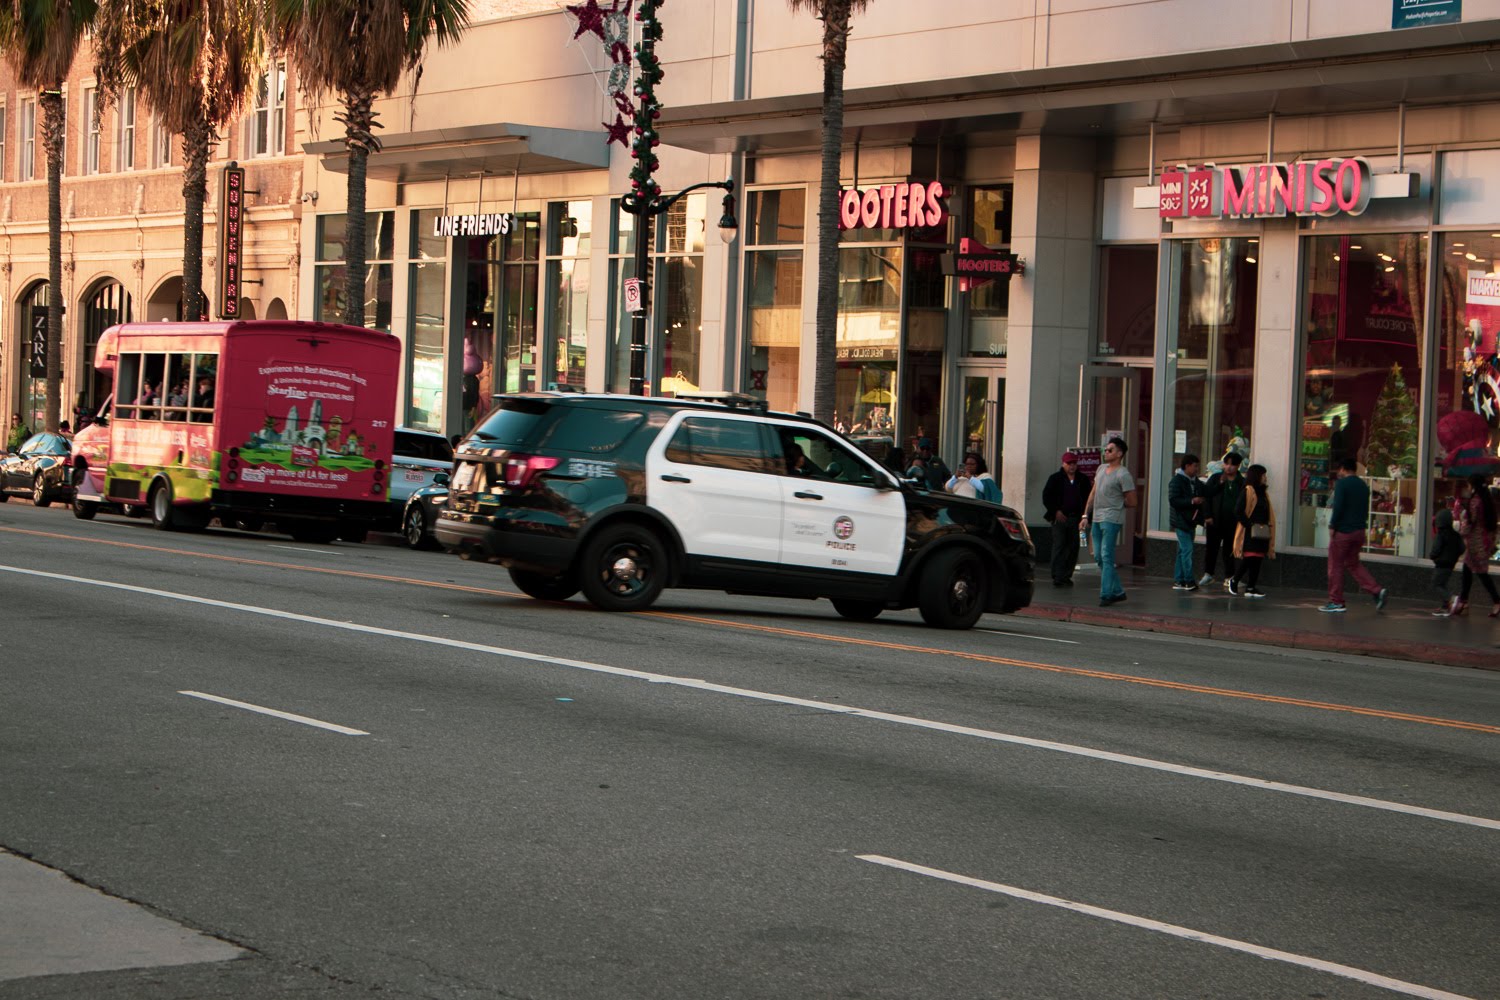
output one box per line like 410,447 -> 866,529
1080,437 -> 1137,606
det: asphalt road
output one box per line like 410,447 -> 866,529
2,499 -> 1498,1000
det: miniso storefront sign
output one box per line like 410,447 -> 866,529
1135,158 -> 1419,218
432,213 -> 514,237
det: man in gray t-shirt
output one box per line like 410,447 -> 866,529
1080,437 -> 1137,605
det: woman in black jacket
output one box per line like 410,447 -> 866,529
1228,465 -> 1274,598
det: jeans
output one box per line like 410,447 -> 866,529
1327,529 -> 1381,604
1092,520 -> 1124,599
1174,528 -> 1195,584
1050,514 -> 1081,583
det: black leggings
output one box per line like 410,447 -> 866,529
1460,566 -> 1499,602
1233,557 -> 1263,588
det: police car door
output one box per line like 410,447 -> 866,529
772,424 -> 905,577
646,413 -> 783,566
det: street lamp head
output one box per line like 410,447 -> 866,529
718,192 -> 739,244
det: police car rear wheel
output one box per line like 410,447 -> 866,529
918,548 -> 988,630
580,524 -> 666,612
831,598 -> 883,622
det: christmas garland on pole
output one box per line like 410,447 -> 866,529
625,0 -> 663,210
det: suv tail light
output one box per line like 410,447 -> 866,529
502,454 -> 560,489
998,516 -> 1031,545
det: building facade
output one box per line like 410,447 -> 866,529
0,43 -> 304,436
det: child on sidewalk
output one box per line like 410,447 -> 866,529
1429,506 -> 1464,617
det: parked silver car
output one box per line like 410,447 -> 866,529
382,427 -> 454,531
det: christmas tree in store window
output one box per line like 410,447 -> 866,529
1366,362 -> 1419,479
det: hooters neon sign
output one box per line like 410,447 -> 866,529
1159,157 -> 1373,220
839,181 -> 949,231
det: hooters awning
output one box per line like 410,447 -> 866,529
305,122 -> 609,182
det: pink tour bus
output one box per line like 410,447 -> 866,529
71,320 -> 400,543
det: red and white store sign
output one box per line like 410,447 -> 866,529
1159,157 -> 1373,220
839,181 -> 949,231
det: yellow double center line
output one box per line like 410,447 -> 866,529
6,524 -> 1498,736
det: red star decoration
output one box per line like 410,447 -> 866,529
603,113 -> 632,147
566,0 -> 608,41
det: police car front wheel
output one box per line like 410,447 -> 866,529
918,548 -> 989,630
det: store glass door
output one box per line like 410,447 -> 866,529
1079,364 -> 1152,563
959,369 -> 1005,480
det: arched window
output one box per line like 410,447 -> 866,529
82,280 -> 133,414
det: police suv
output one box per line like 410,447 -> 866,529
435,393 -> 1034,629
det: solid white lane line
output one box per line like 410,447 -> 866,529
858,855 -> 1476,1000
178,691 -> 368,736
976,627 -> 1079,644
268,545 -> 347,556
6,563 -> 1497,832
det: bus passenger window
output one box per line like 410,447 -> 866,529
163,354 -> 191,420
138,354 -> 166,420
116,353 -> 141,419
190,354 -> 217,422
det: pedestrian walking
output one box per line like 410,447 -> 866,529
1429,504 -> 1464,616
1042,451 -> 1088,587
1198,451 -> 1244,588
1448,474 -> 1500,617
1168,453 -> 1204,591
1227,464 -> 1274,597
1080,436 -> 1136,607
1319,457 -> 1388,613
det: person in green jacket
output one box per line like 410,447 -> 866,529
1198,451 -> 1245,588
6,413 -> 31,454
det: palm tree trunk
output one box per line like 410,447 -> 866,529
39,89 -> 64,433
181,116 -> 211,322
343,89 -> 376,329
812,1 -> 852,427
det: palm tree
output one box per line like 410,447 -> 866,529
787,0 -> 868,426
270,0 -> 470,329
0,0 -> 99,433
96,0 -> 266,323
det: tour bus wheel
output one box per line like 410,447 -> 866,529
149,481 -> 176,530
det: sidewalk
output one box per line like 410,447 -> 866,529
1020,565 -> 1499,672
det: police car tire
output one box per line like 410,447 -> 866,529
917,548 -> 989,630
831,598 -> 884,622
510,568 -> 580,603
579,523 -> 667,612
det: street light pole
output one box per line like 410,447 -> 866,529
620,0 -> 738,395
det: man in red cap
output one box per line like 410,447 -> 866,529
1041,451 -> 1089,586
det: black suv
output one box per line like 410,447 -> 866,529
435,393 -> 1034,629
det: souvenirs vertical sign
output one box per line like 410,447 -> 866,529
218,164 -> 245,319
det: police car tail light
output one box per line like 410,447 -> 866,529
999,516 -> 1030,544
503,454 -> 560,488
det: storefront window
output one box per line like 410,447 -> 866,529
500,213 -> 541,395
607,205 -> 636,393
606,195 -> 706,395
1098,245 -> 1157,357
744,188 -> 805,411
546,200 -> 592,390
81,280 -> 132,418
835,241 -> 902,437
1433,232 -> 1500,554
407,209 -> 447,432
314,212 -> 394,329
965,185 -> 1012,358
1294,233 -> 1428,556
1163,238 -> 1257,498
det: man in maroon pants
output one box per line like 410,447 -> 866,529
1320,457 -> 1389,613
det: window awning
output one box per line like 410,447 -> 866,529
304,122 -> 609,181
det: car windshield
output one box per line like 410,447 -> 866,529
21,433 -> 70,456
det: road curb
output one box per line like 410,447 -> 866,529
1018,603 -> 1500,672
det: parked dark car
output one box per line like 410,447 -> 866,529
1,432 -> 74,507
401,475 -> 449,550
436,392 -> 1034,628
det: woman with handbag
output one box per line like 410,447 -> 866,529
1449,474 -> 1500,616
1228,464 -> 1275,598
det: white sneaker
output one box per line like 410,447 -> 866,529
1197,573 -> 1214,586
1223,578 -> 1234,593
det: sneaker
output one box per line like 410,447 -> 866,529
1432,607 -> 1453,618
1226,579 -> 1239,596
1318,602 -> 1347,613
1374,587 -> 1389,610
1197,573 -> 1214,587
1246,588 -> 1266,598
1182,583 -> 1198,592
1172,582 -> 1189,591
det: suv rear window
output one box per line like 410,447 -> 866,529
542,406 -> 644,454
470,398 -> 557,448
395,431 -> 454,462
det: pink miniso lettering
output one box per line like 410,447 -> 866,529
893,183 -> 909,228
1336,159 -> 1363,213
1222,168 -> 1255,217
1310,160 -> 1337,215
1266,164 -> 1293,217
